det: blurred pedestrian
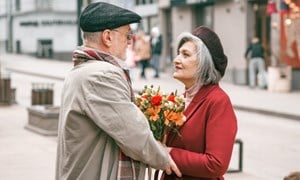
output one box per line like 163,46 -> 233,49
244,37 -> 268,89
55,2 -> 181,180
151,27 -> 162,78
134,30 -> 151,79
162,26 -> 237,179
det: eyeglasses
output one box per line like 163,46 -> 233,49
111,29 -> 134,41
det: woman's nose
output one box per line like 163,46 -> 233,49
173,55 -> 181,64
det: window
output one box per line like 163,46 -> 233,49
37,39 -> 53,58
135,0 -> 157,5
16,40 -> 21,54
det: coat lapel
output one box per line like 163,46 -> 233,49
184,84 -> 219,124
166,84 -> 219,145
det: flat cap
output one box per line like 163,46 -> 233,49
79,2 -> 141,32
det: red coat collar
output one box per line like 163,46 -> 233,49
184,83 -> 219,121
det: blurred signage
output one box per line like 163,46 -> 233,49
20,20 -> 76,27
171,0 -> 215,6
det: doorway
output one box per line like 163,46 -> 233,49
37,39 -> 53,59
254,3 -> 271,66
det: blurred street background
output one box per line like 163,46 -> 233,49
1,0 -> 300,180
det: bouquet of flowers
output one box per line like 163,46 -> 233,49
135,85 -> 186,143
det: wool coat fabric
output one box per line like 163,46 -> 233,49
55,59 -> 169,180
162,84 -> 237,180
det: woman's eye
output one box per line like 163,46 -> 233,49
182,53 -> 188,58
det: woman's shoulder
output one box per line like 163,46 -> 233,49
205,84 -> 230,102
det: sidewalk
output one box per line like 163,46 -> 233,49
0,106 -> 256,180
1,53 -> 300,120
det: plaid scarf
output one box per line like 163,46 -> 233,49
73,47 -> 135,101
72,47 -> 141,179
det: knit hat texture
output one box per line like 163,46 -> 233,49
192,26 -> 228,77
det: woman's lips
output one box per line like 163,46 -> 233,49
175,66 -> 182,70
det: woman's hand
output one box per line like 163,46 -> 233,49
164,146 -> 181,177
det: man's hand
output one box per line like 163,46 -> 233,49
165,154 -> 182,177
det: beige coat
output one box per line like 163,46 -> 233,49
55,60 -> 168,180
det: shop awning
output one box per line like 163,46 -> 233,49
171,0 -> 215,7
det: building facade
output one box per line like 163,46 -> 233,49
158,0 -> 273,85
0,0 -> 155,60
158,0 -> 300,89
1,0 -> 299,89
0,0 -> 78,60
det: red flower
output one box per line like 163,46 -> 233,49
151,95 -> 162,106
135,85 -> 185,141
167,95 -> 176,103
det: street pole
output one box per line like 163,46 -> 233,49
77,0 -> 83,46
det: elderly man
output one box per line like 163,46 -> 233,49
55,2 -> 180,180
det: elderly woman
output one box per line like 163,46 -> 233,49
162,26 -> 238,179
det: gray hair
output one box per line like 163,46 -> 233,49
82,31 -> 101,45
176,32 -> 222,86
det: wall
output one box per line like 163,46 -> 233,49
13,13 -> 77,53
3,0 -> 78,60
171,6 -> 193,55
0,0 -> 6,15
15,0 -> 36,13
135,3 -> 158,17
52,0 -> 76,12
0,0 -> 7,53
0,18 -> 7,41
214,1 -> 248,84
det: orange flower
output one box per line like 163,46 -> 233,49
145,106 -> 161,121
135,85 -> 185,141
164,110 -> 185,126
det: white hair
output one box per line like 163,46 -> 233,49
176,32 -> 222,86
82,31 -> 101,45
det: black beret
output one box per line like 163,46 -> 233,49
192,26 -> 228,77
79,2 -> 141,32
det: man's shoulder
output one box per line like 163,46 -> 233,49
70,61 -> 123,78
82,60 -> 120,71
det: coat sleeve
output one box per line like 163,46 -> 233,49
170,93 -> 238,178
82,67 -> 169,170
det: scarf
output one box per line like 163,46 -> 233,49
72,46 -> 141,179
185,83 -> 201,109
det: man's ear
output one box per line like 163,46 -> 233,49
101,30 -> 113,47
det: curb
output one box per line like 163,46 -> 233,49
234,105 -> 300,121
5,67 -> 65,81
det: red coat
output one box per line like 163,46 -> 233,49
162,84 -> 238,180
